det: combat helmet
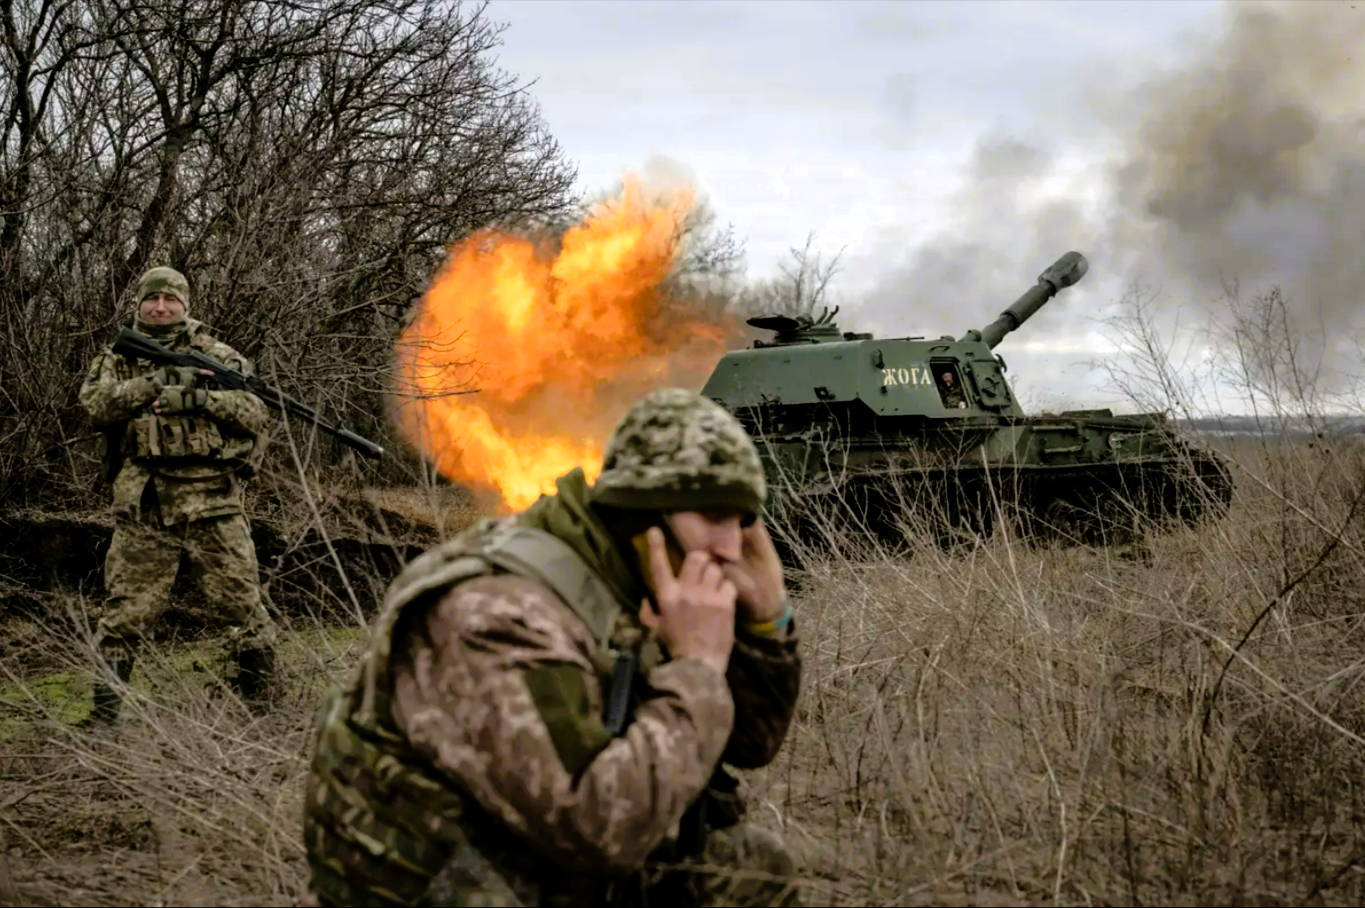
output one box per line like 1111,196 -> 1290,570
135,266 -> 191,307
591,388 -> 766,519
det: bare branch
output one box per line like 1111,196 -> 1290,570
0,0 -> 577,505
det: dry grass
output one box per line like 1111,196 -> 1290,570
1,622 -> 364,907
4,436 -> 1365,906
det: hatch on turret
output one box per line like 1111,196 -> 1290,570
747,315 -> 801,334
748,307 -> 865,347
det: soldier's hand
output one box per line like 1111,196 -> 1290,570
153,385 -> 209,415
124,374 -> 162,405
152,365 -> 215,389
638,526 -> 736,676
720,519 -> 788,624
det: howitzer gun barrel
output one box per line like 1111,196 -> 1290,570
967,251 -> 1089,349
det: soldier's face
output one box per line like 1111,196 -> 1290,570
139,292 -> 185,324
942,372 -> 954,387
665,509 -> 745,564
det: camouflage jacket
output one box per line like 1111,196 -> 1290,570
79,318 -> 268,526
304,517 -> 802,907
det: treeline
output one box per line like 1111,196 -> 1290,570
0,0 -> 846,512
0,0 -> 581,507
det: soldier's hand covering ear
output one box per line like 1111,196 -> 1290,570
154,385 -> 209,414
638,527 -> 736,676
720,519 -> 788,624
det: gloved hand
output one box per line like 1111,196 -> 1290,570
151,365 -> 204,389
154,385 -> 209,414
123,375 -> 162,406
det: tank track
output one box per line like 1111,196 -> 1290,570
774,448 -> 1234,555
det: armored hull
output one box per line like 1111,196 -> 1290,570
701,252 -> 1234,551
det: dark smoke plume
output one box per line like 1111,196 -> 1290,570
1108,1 -> 1365,370
864,1 -> 1365,390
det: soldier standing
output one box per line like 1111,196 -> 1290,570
304,388 -> 804,907
79,266 -> 277,722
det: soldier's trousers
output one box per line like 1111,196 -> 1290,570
96,503 -> 276,655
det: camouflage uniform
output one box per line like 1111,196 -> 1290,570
79,267 -> 276,718
939,375 -> 965,409
305,389 -> 804,907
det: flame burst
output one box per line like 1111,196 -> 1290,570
394,176 -> 738,512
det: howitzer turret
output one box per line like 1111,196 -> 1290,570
700,249 -> 1231,554
962,250 -> 1089,349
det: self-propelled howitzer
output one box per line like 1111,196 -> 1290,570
701,251 -> 1232,550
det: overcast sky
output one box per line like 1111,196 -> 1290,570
483,0 -> 1365,415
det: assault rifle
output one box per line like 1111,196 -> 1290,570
112,327 -> 385,459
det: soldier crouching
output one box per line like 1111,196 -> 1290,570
304,388 -> 804,906
78,266 -> 277,722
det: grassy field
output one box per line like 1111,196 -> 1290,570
3,434 -> 1365,906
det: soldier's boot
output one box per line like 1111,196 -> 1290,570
231,644 -> 277,710
82,646 -> 135,727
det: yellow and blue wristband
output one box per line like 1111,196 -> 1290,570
740,603 -> 794,638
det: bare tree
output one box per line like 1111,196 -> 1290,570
1097,280 -> 1357,430
670,200 -> 745,291
0,0 -> 578,505
552,181 -> 747,290
662,198 -> 746,328
1213,282 -> 1338,423
1094,283 -> 1211,421
731,231 -> 844,319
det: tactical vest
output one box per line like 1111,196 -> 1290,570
109,331 -> 257,471
305,516 -> 653,908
